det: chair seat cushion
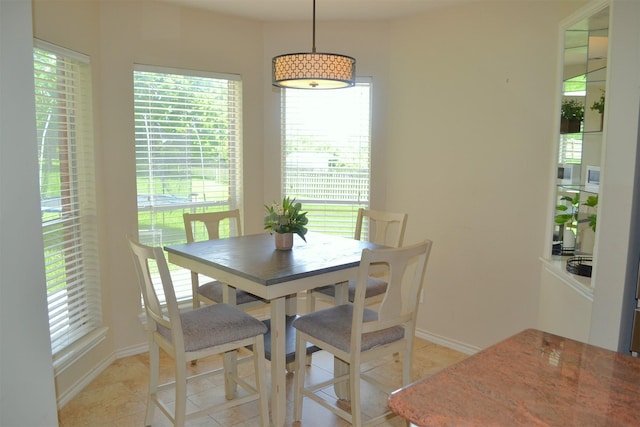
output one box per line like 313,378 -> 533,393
199,280 -> 263,305
314,276 -> 388,302
159,304 -> 267,352
292,304 -> 404,353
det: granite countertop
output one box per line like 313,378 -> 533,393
388,328 -> 640,426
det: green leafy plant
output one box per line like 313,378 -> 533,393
555,193 -> 598,232
561,99 -> 584,121
264,197 -> 309,241
555,193 -> 580,227
591,90 -> 605,114
583,195 -> 598,232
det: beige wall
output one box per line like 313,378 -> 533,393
1,0 -> 59,423
30,0 -> 635,408
386,1 -> 584,350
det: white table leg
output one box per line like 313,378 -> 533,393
221,283 -> 237,305
285,293 -> 297,315
334,281 -> 350,400
285,294 -> 298,373
270,296 -> 287,426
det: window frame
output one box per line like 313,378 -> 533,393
34,39 -> 106,373
280,79 -> 373,238
133,65 -> 244,303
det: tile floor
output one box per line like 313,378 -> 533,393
57,336 -> 466,426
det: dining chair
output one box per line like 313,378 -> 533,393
307,208 -> 408,311
293,239 -> 432,426
183,210 -> 265,310
127,236 -> 270,427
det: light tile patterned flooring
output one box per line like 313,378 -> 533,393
57,336 -> 466,426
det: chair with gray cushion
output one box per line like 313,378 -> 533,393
293,240 -> 433,426
127,236 -> 269,427
307,208 -> 408,310
184,210 -> 265,310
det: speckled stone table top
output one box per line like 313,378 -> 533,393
388,328 -> 640,426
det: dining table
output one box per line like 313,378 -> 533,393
388,328 -> 640,426
165,231 -> 383,426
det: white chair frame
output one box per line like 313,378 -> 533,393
128,236 -> 269,427
184,209 -> 265,310
293,240 -> 432,426
307,208 -> 408,311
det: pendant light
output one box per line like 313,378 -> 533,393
272,0 -> 356,89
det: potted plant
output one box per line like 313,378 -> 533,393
555,193 -> 579,226
583,194 -> 598,232
560,99 -> 584,133
554,193 -> 599,255
591,90 -> 605,114
590,90 -> 605,131
264,196 -> 309,249
555,193 -> 579,254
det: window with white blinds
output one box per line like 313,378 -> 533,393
133,66 -> 243,302
281,81 -> 372,237
34,41 -> 102,358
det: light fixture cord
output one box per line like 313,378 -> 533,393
312,0 -> 316,53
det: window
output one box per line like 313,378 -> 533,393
133,66 -> 242,301
34,41 -> 103,365
281,81 -> 372,238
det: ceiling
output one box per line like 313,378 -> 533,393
154,0 -> 479,22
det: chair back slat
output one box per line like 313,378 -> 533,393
351,240 -> 432,345
183,209 -> 245,309
183,209 -> 242,243
128,236 -> 184,349
354,208 -> 407,248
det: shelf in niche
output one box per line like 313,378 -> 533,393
541,257 -> 594,301
556,184 -> 599,195
551,4 -> 607,286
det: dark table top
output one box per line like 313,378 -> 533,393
165,231 -> 382,286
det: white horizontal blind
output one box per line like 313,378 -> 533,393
281,81 -> 372,238
34,41 -> 102,356
133,66 -> 243,302
559,134 -> 583,164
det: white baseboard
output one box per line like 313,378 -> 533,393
116,342 -> 149,359
57,343 -> 148,409
415,328 -> 481,355
56,353 -> 115,408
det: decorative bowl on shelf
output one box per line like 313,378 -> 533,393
566,256 -> 593,277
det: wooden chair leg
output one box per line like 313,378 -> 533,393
293,331 -> 307,422
145,344 -> 159,426
223,350 -> 238,399
349,361 -> 362,427
253,336 -> 270,427
174,357 -> 188,426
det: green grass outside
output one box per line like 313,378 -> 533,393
43,176 -> 366,292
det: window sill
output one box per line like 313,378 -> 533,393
53,326 -> 109,376
540,256 -> 594,302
